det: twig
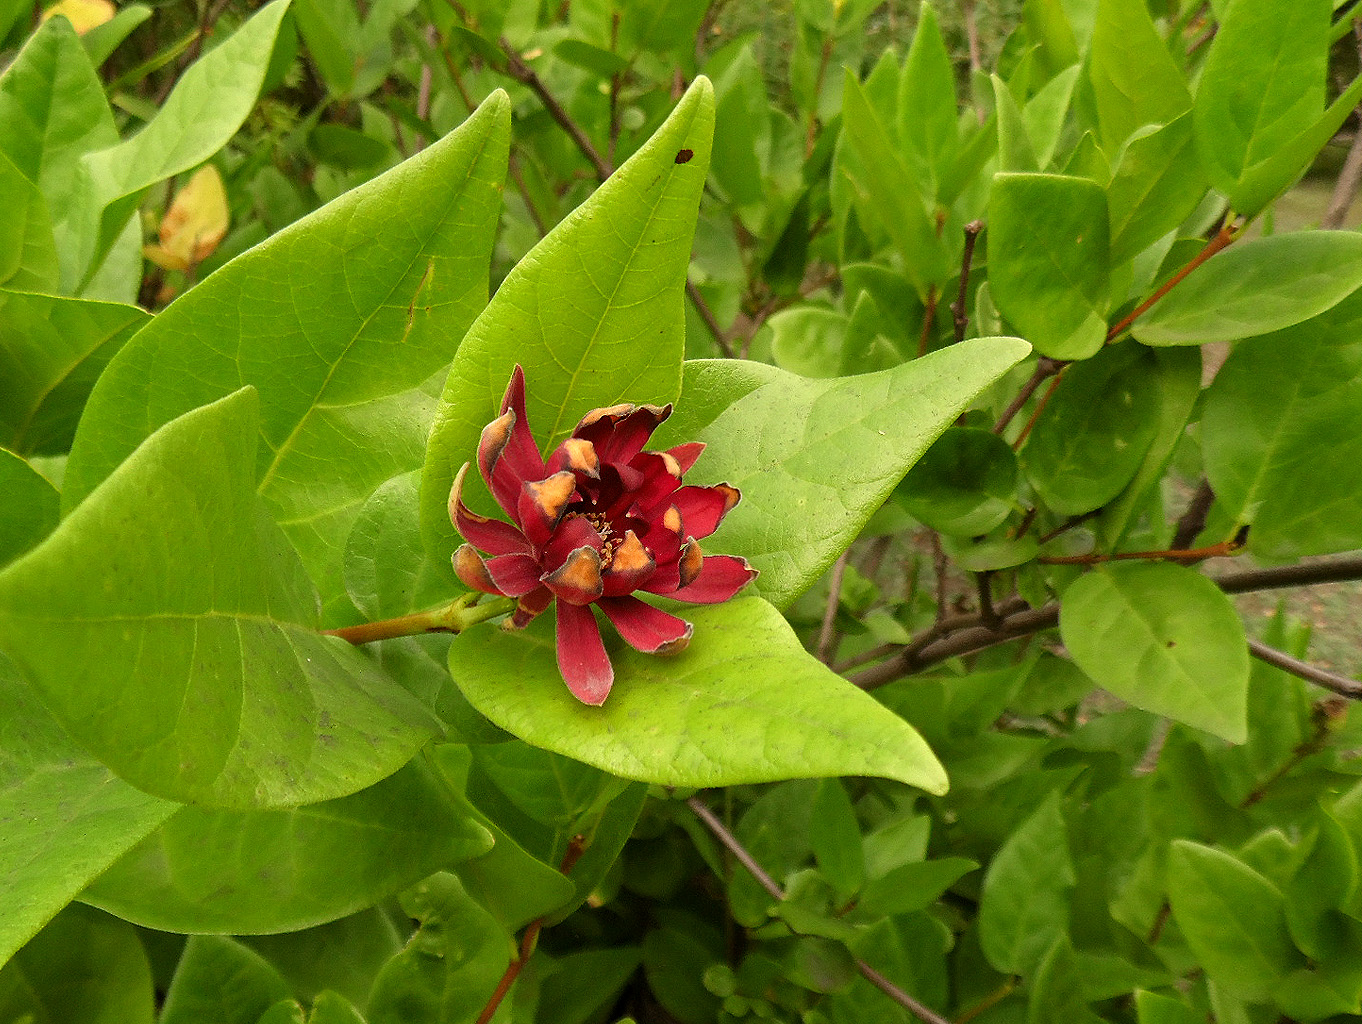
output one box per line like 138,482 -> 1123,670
1037,531 -> 1246,566
931,534 -> 950,624
1011,366 -> 1066,449
1323,24 -> 1362,228
1248,641 -> 1362,699
1213,555 -> 1362,594
992,357 -> 1064,436
918,285 -> 938,357
951,221 -> 984,345
322,595 -> 513,644
474,836 -> 588,1024
497,37 -> 612,181
1170,477 -> 1216,550
817,550 -> 852,664
686,279 -> 737,358
685,797 -> 952,1024
976,572 -> 999,628
1106,221 -> 1238,342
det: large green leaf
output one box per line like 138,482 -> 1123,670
0,290 -> 149,455
0,153 -> 58,292
63,92 -> 510,612
1192,0 -> 1329,206
160,936 -> 291,1024
988,173 -> 1109,359
657,337 -> 1030,610
1133,232 -> 1362,345
0,389 -> 438,807
447,597 -> 949,793
0,905 -> 155,1021
895,3 -> 958,202
1202,292 -> 1362,558
422,76 -> 713,549
1106,115 -> 1208,267
978,792 -> 1076,975
1167,840 -> 1302,1000
365,873 -> 511,1024
80,755 -> 491,934
0,15 -> 117,292
1060,563 -> 1249,743
1021,343 -> 1160,516
1088,0 -> 1191,153
0,657 -> 176,967
0,450 -> 58,568
71,0 -> 291,289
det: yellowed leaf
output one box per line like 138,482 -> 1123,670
41,0 -> 115,33
142,165 -> 229,272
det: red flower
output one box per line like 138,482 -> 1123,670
450,366 -> 758,705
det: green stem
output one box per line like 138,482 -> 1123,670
322,594 -> 515,645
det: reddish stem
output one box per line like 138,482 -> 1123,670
1106,222 -> 1237,342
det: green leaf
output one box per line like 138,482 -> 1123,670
79,4 -> 153,66
554,37 -> 629,77
896,3 -> 958,201
710,45 -> 767,207
0,15 -> 118,290
1106,115 -> 1208,267
1027,935 -> 1089,1024
365,872 -> 511,1024
537,947 -> 643,1024
0,290 -> 149,455
0,450 -> 58,568
809,778 -> 866,897
1167,840 -> 1302,1000
988,172 -> 1109,359
978,791 -> 1075,975
1088,0 -> 1191,152
1133,232 -> 1362,345
74,0 -> 292,288
0,389 -> 438,807
897,427 -> 1018,536
1060,563 -> 1249,743
840,68 -> 949,298
448,597 -> 948,793
1024,65 -> 1081,170
1021,344 -> 1159,516
662,336 -> 1030,609
1202,291 -> 1362,558
80,755 -> 492,934
769,306 -> 847,378
857,857 -> 978,918
0,655 -> 175,967
0,154 -> 58,292
992,74 -> 1038,173
1135,990 -> 1205,1024
343,470 -> 451,621
64,92 -> 509,611
160,936 -> 291,1024
0,905 -> 155,1024
1193,0 -> 1329,205
421,77 -> 713,550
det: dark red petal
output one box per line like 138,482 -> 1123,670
449,464 -> 532,556
598,596 -> 693,654
541,514 -> 605,570
512,586 -> 554,628
573,403 -> 671,464
486,553 -> 546,597
543,545 -> 604,605
665,442 -> 705,474
453,544 -> 505,596
641,504 -> 684,566
677,537 -> 704,589
480,367 -> 547,516
673,483 -> 741,540
547,437 -> 601,479
601,529 -> 657,596
623,452 -> 684,513
556,602 -> 613,705
668,554 -> 758,604
517,471 -> 577,548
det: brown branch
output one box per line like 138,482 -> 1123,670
1106,221 -> 1238,342
917,285 -> 938,357
1011,366 -> 1066,449
1170,477 -> 1216,550
1323,24 -> 1362,229
1037,531 -> 1245,566
1213,555 -> 1362,594
497,37 -> 612,182
686,279 -> 737,358
817,550 -> 852,665
1248,641 -> 1362,699
993,357 -> 1065,436
475,836 -> 588,1024
685,797 -> 952,1024
951,220 -> 984,345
